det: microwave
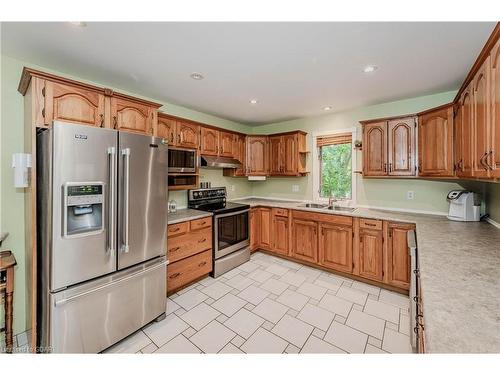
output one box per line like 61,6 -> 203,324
168,147 -> 197,173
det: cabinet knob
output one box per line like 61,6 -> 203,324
113,116 -> 117,129
100,114 -> 104,127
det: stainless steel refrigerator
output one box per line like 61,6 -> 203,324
37,121 -> 168,353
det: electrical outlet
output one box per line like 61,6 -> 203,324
230,185 -> 235,192
292,185 -> 300,192
407,191 -> 415,200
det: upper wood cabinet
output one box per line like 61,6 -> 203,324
219,131 -> 235,157
385,222 -> 414,291
247,136 -> 269,175
157,115 -> 177,144
44,81 -> 106,128
266,132 -> 307,176
418,105 -> 454,177
363,122 -> 387,176
491,38 -> 500,178
319,223 -> 353,274
472,57 -> 492,178
362,118 -> 416,177
456,84 -> 474,177
291,218 -> 318,263
269,136 -> 282,175
111,96 -> 155,135
157,115 -> 199,149
200,127 -> 219,156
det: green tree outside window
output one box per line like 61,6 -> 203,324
320,143 -> 352,199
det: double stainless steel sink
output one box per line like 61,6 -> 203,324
298,203 -> 357,212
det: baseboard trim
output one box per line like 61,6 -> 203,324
485,217 -> 500,229
354,204 -> 448,216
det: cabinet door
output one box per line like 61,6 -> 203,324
363,122 -> 388,176
177,121 -> 199,149
111,97 -> 153,134
219,131 -> 235,157
247,136 -> 269,175
418,106 -> 454,177
283,134 -> 298,175
453,103 -> 463,174
387,117 -> 416,176
44,81 -> 105,127
268,136 -> 283,175
319,223 -> 353,273
386,223 -> 413,290
458,85 -> 474,177
472,57 -> 491,178
234,135 -> 247,176
259,208 -> 272,250
157,116 -> 177,145
291,219 -> 318,263
490,38 -> 500,178
200,127 -> 219,156
250,208 -> 260,251
358,228 -> 383,282
272,213 -> 289,256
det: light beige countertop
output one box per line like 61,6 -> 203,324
232,198 -> 500,353
167,209 -> 212,225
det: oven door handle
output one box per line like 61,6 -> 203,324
214,208 -> 250,219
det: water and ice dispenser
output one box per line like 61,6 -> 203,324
63,183 -> 104,237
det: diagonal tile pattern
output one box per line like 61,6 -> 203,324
98,252 -> 412,354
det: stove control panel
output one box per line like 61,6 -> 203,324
189,187 -> 226,201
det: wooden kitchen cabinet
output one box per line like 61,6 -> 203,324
355,219 -> 384,282
269,136 -> 282,175
246,136 -> 269,175
456,84 -> 474,177
472,57 -> 492,178
258,207 -> 272,250
250,208 -> 260,251
291,218 -> 318,263
157,115 -> 177,144
110,96 -> 156,135
387,117 -> 416,176
200,127 -> 219,156
271,208 -> 290,256
385,221 -> 414,290
267,132 -> 307,176
219,131 -> 235,157
158,116 -> 199,149
166,217 -> 213,295
362,118 -> 416,177
489,38 -> 500,178
44,80 -> 106,128
318,223 -> 353,273
363,121 -> 388,176
418,105 -> 454,177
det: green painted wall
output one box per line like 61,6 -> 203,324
0,54 -> 251,335
250,91 -> 466,214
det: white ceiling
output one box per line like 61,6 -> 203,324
1,22 -> 496,125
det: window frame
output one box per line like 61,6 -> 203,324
312,128 -> 357,206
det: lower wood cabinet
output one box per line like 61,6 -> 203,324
356,226 -> 384,282
250,208 -> 260,251
258,207 -> 272,249
385,221 -> 414,290
271,208 -> 290,256
291,218 -> 318,263
319,223 -> 353,273
166,217 -> 213,295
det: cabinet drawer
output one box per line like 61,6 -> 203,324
168,228 -> 212,263
167,222 -> 189,237
273,208 -> 289,217
167,250 -> 212,293
359,218 -> 383,231
190,217 -> 212,231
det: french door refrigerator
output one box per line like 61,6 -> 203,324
37,121 -> 168,353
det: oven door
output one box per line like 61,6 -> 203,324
214,209 -> 250,259
168,148 -> 196,173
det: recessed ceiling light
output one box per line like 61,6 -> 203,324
69,22 -> 87,27
323,106 -> 332,111
363,65 -> 378,73
190,72 -> 204,80
249,99 -> 258,105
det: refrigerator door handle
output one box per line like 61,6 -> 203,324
107,146 -> 116,253
121,148 -> 131,253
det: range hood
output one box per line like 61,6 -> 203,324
200,155 -> 242,169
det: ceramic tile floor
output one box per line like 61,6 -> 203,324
101,252 -> 412,354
